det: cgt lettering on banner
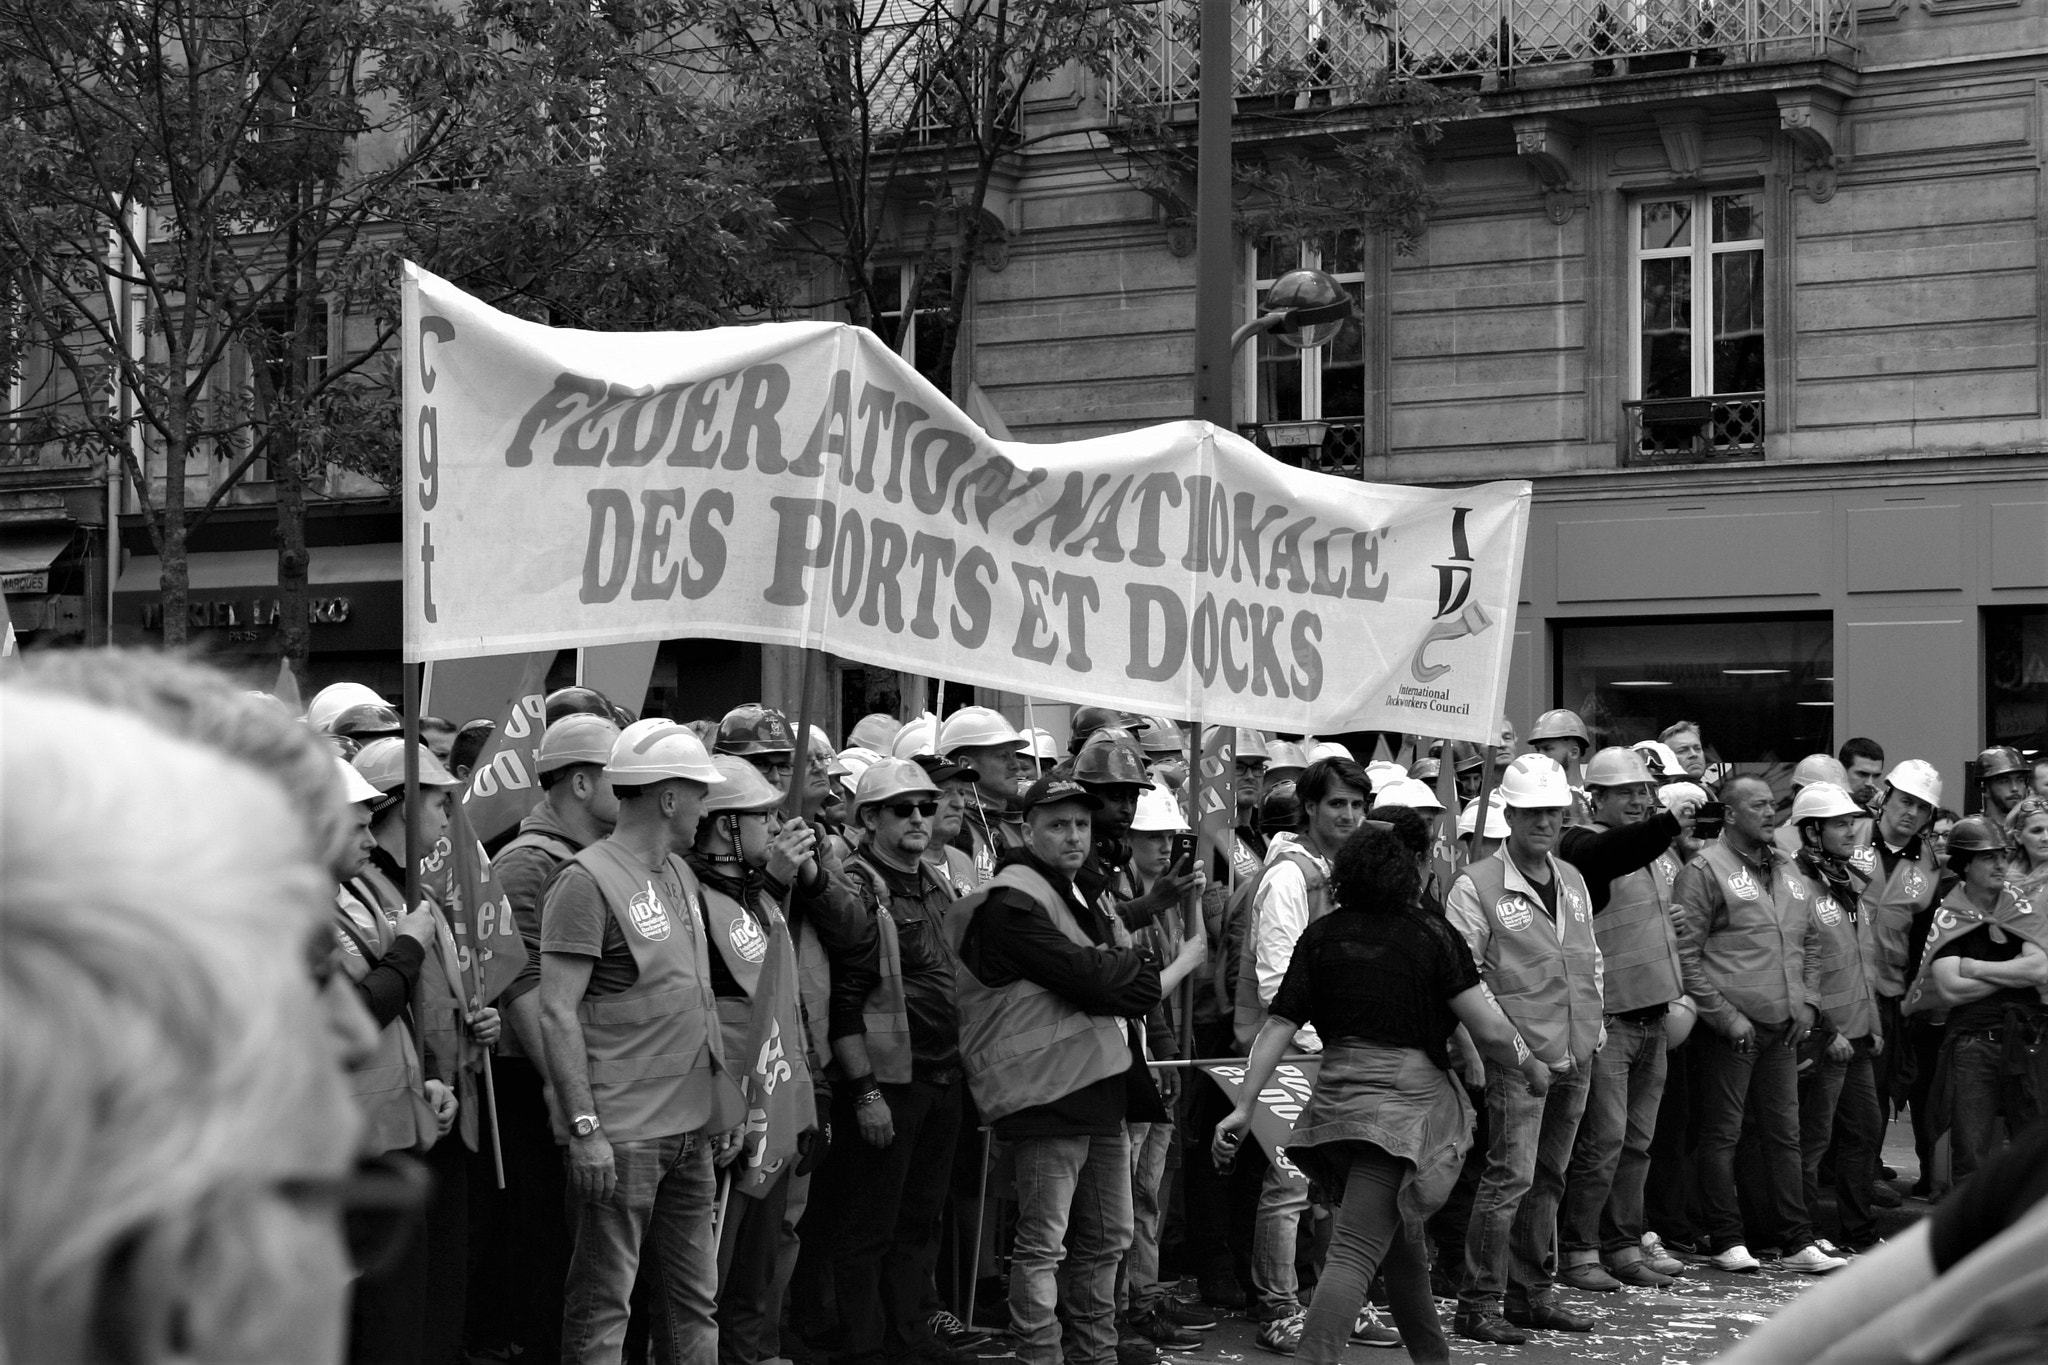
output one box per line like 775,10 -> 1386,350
414,315 -> 456,623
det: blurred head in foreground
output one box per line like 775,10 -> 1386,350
1,686 -> 361,1364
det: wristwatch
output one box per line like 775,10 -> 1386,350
571,1113 -> 602,1139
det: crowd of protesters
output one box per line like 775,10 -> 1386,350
6,650 -> 2048,1365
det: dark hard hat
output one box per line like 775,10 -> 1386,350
1979,746 -> 2027,780
329,701 -> 404,740
716,703 -> 795,758
1947,814 -> 2007,856
1260,781 -> 1302,835
1073,730 -> 1149,788
1449,741 -> 1486,773
546,686 -> 615,727
1070,707 -> 1149,752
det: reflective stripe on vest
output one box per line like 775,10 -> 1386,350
571,842 -> 730,1142
1462,853 -> 1602,1064
1232,847 -> 1331,1051
943,863 -> 1130,1123
1850,840 -> 1938,997
1585,823 -> 1682,1013
845,858 -> 916,1085
1696,843 -> 1808,1025
700,885 -> 813,1095
1802,870 -> 1879,1038
334,883 -> 435,1154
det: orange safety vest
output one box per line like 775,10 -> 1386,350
843,855 -> 946,1086
1691,842 -> 1810,1027
1232,846 -> 1331,1051
1461,852 -> 1603,1066
568,841 -> 732,1142
1850,839 -> 1940,998
943,863 -> 1131,1123
1584,822 -> 1683,1013
700,883 -> 816,1119
1799,862 -> 1880,1039
334,879 -> 437,1154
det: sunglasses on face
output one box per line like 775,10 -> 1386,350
884,801 -> 940,819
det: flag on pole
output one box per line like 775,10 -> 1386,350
1431,741 -> 1462,897
459,652 -> 555,845
732,912 -> 817,1199
420,793 -> 528,1006
1198,1060 -> 1320,1179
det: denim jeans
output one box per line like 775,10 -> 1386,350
1825,1043 -> 1882,1244
1696,1021 -> 1813,1254
560,1132 -> 718,1365
1010,1132 -> 1133,1365
1118,1120 -> 1175,1313
1460,1058 -> 1589,1314
1562,1016 -> 1667,1260
1946,1028 -> 2045,1182
714,1163 -> 789,1365
1298,1145 -> 1449,1365
1251,1152 -> 1312,1316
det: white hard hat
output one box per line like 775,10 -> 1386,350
700,754 -> 783,814
1026,728 -> 1061,761
1372,777 -> 1445,813
1459,794 -> 1510,839
852,757 -> 941,812
1887,759 -> 1943,809
537,712 -> 622,774
1233,729 -> 1271,765
1658,781 -> 1709,816
1665,995 -> 1698,1048
1583,746 -> 1655,789
603,721 -> 723,786
1633,740 -> 1684,780
335,756 -> 382,805
352,737 -> 458,793
835,747 -> 883,797
939,705 -> 1027,756
307,681 -> 388,735
847,713 -> 903,754
1365,760 -> 1409,790
1791,781 -> 1863,824
1497,753 -> 1572,809
1305,739 -> 1354,764
1132,784 -> 1190,833
891,715 -> 939,760
618,717 -> 674,748
1263,739 -> 1307,774
1791,754 -> 1849,790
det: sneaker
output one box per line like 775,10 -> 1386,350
1452,1310 -> 1529,1346
1504,1293 -> 1596,1332
926,1313 -> 995,1352
1157,1295 -> 1220,1330
1559,1258 -> 1622,1292
1349,1305 -> 1402,1348
1777,1244 -> 1849,1274
1639,1237 -> 1686,1277
1254,1312 -> 1305,1356
1871,1182 -> 1903,1209
1124,1304 -> 1202,1349
1116,1341 -> 1162,1365
1709,1244 -> 1762,1273
1605,1252 -> 1677,1288
1814,1238 -> 1849,1257
1196,1268 -> 1246,1311
1659,1233 -> 1714,1263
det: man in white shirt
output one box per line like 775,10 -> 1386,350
1228,756 -> 1369,1346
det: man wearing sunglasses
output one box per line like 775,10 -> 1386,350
805,758 -> 980,1365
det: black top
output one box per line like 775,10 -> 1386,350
1269,904 -> 1481,1071
850,849 -> 962,1078
1557,813 -> 1683,914
1934,924 -> 2044,1032
1930,1114 -> 2048,1272
955,848 -> 1164,1138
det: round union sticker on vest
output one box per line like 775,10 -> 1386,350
1496,894 -> 1536,932
730,912 -> 769,964
1816,900 -> 1841,927
1563,884 -> 1588,922
1904,869 -> 1928,899
1788,877 -> 1808,901
630,883 -> 672,941
1727,867 -> 1762,902
1849,846 -> 1877,875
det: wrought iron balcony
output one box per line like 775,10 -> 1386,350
1623,392 -> 1765,464
1240,416 -> 1370,478
1114,0 -> 1856,109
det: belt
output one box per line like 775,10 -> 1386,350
1608,1004 -> 1670,1025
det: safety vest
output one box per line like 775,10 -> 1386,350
1693,842 -> 1809,1027
570,841 -> 730,1142
843,855 -> 938,1085
1797,861 -> 1879,1039
1232,844 -> 1333,1051
1584,821 -> 1684,1013
334,880 -> 436,1154
700,884 -> 815,1091
1903,884 -> 2048,1018
943,863 -> 1131,1123
1461,853 -> 1603,1065
492,828 -> 582,1061
1850,838 -> 1939,997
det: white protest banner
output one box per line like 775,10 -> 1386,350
403,265 -> 1530,740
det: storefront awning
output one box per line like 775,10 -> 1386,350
114,543 -> 400,593
0,528 -> 77,594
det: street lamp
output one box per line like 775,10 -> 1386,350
1230,267 -> 1352,355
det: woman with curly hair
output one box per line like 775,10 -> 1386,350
1213,823 -> 1551,1365
2007,796 -> 2048,906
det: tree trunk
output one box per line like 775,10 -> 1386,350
276,439 -> 310,687
159,433 -> 189,650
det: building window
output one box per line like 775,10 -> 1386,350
1554,614 -> 1832,796
1246,231 -> 1365,473
1987,605 -> 2048,756
1626,191 -> 1765,463
870,263 -> 952,393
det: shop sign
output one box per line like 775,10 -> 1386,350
140,596 -> 353,631
1,570 -> 49,594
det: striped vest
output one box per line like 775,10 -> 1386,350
1693,842 -> 1809,1027
1799,863 -> 1879,1039
1462,853 -> 1603,1065
1585,821 -> 1684,1013
1849,839 -> 1939,997
1232,846 -> 1332,1051
334,880 -> 436,1154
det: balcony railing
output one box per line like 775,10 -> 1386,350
1623,392 -> 1765,464
1114,0 -> 1855,108
1241,416 -> 1370,478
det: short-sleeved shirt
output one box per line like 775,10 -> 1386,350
539,863 -> 639,998
1933,924 -> 2040,1032
1269,905 -> 1482,1070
